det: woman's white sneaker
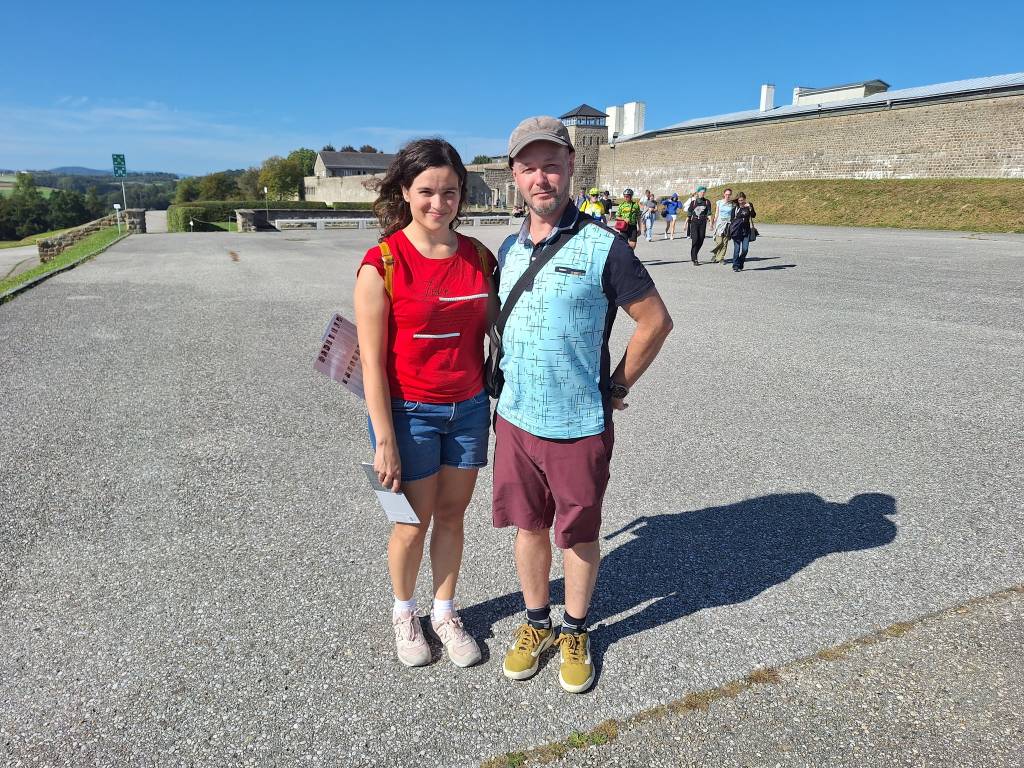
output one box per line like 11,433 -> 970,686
393,609 -> 431,667
430,613 -> 482,668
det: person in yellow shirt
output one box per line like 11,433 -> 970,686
580,188 -> 605,221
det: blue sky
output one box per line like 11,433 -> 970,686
3,0 -> 1022,176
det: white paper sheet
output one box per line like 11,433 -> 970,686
360,463 -> 420,525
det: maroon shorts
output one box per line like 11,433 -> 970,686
492,415 -> 615,549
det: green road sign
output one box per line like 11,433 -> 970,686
112,154 -> 127,178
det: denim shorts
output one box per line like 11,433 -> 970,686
368,390 -> 490,482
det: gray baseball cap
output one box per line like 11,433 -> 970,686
507,116 -> 574,164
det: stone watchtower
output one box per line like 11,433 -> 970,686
560,104 -> 608,196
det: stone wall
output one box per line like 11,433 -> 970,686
304,174 -> 381,205
37,209 -> 143,263
597,94 -> 1024,194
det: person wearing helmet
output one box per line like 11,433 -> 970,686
662,192 -> 684,240
580,188 -> 604,221
614,188 -> 642,248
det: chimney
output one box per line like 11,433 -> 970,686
623,101 -> 646,135
759,84 -> 775,112
792,86 -> 803,105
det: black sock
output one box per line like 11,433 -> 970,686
561,611 -> 588,634
526,605 -> 551,629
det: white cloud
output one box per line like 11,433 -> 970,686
0,100 -> 507,175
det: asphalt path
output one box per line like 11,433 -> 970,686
0,244 -> 39,280
1,223 -> 1022,766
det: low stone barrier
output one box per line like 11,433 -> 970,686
237,208 -> 512,233
37,209 -> 146,263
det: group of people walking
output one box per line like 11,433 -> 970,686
353,116 -> 673,695
580,186 -> 758,270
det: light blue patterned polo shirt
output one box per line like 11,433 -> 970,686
495,203 -> 655,439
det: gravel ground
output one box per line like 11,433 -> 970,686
0,224 -> 1022,767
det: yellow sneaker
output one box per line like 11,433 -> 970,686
503,623 -> 555,680
555,631 -> 594,693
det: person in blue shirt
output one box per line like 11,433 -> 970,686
662,193 -> 684,240
493,115 -> 674,694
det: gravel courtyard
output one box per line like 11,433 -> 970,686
1,224 -> 1021,766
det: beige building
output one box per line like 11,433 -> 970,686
597,72 -> 1024,195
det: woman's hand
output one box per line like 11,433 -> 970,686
374,441 -> 402,492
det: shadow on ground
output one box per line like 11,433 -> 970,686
461,492 -> 897,670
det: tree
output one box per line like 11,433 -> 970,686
9,173 -> 50,239
258,156 -> 304,201
321,144 -> 336,152
84,186 -> 104,218
471,155 -> 492,165
236,167 -> 262,200
0,197 -> 17,240
198,172 -> 239,201
175,177 -> 201,203
359,145 -> 380,153
47,189 -> 89,229
287,148 -> 317,177
338,145 -> 356,152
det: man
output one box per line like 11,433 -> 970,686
580,188 -> 604,221
574,187 -> 588,209
614,188 -> 642,249
709,188 -> 735,264
493,116 -> 673,694
685,186 -> 712,265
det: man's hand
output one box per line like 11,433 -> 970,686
611,397 -> 629,411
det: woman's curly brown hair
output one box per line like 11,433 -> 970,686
373,138 -> 468,241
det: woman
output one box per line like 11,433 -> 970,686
354,138 -> 494,669
641,190 -> 658,242
729,192 -> 756,272
685,186 -> 712,266
662,193 -> 683,240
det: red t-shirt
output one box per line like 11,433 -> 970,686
359,229 -> 492,403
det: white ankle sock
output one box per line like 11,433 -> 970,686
393,597 -> 417,616
432,598 -> 454,620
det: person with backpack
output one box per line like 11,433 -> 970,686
354,138 -> 496,670
614,187 -> 642,248
709,188 -> 736,263
729,192 -> 757,271
662,193 -> 684,240
685,186 -> 712,265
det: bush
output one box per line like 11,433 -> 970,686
331,202 -> 374,210
167,200 -> 328,231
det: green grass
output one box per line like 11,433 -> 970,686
0,226 -> 76,250
0,185 -> 56,198
696,178 -> 1024,233
0,226 -> 126,298
209,220 -> 238,232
